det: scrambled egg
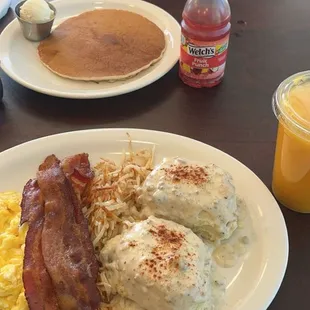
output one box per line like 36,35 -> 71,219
0,192 -> 28,310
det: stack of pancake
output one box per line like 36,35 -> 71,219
38,9 -> 166,81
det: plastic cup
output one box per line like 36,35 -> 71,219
272,71 -> 310,212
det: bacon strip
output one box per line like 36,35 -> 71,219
37,155 -> 100,310
61,153 -> 98,279
61,153 -> 94,205
21,179 -> 60,310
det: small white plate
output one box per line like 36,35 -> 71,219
0,0 -> 180,99
0,128 -> 288,310
0,0 -> 11,19
0,0 -> 11,20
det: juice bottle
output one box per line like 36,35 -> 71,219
179,0 -> 231,88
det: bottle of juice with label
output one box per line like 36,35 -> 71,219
179,0 -> 231,88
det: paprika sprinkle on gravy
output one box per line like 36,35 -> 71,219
139,158 -> 239,241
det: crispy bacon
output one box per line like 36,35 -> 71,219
37,155 -> 100,310
60,154 -> 98,279
21,179 -> 60,310
61,153 -> 94,204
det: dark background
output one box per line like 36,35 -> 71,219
1,0 -> 310,309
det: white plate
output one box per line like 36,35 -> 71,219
0,0 -> 11,20
0,128 -> 288,310
0,0 -> 180,99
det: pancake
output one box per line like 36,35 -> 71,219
38,9 -> 166,81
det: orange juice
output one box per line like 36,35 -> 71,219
272,72 -> 310,212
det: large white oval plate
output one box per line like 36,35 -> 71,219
0,129 -> 288,310
0,0 -> 180,99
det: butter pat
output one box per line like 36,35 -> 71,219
20,0 -> 54,23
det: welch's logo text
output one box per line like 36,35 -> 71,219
187,45 -> 215,58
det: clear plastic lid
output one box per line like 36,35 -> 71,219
272,71 -> 310,140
